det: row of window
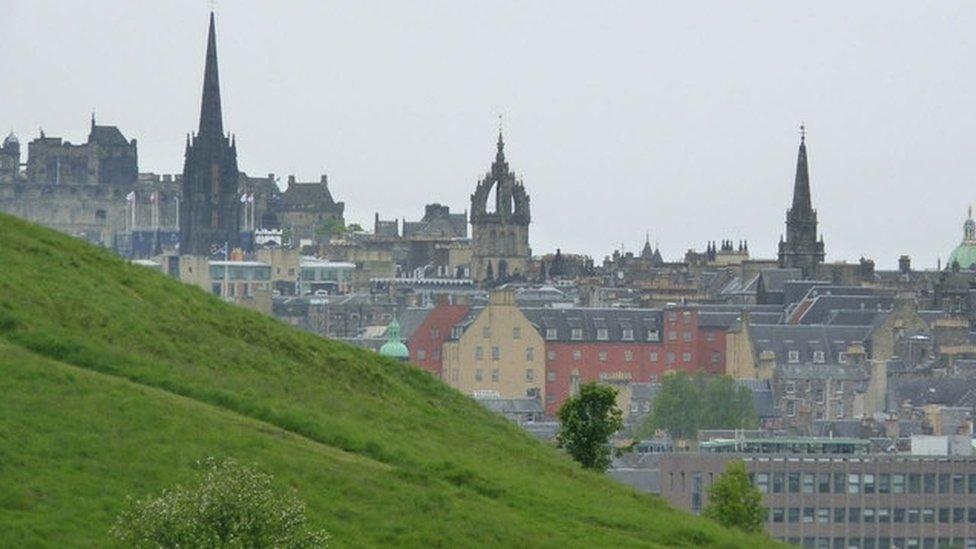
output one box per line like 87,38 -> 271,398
474,346 -> 535,361
770,506 -> 976,525
544,327 -> 662,342
755,472 -> 976,495
545,349 -> 721,365
472,368 -> 537,383
778,537 -> 976,549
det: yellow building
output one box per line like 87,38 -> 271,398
442,289 -> 545,401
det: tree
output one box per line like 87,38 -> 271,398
644,373 -> 757,440
111,457 -> 328,548
557,383 -> 624,470
345,223 -> 364,233
702,460 -> 767,533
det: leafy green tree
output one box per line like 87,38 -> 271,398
702,460 -> 767,533
111,458 -> 328,548
645,373 -> 757,440
314,217 -> 346,241
345,223 -> 364,233
557,383 -> 624,470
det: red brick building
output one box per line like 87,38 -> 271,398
523,306 -> 726,417
406,300 -> 470,376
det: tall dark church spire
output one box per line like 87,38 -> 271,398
198,12 -> 223,139
778,124 -> 825,278
180,12 -> 242,256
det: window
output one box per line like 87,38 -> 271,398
547,350 -> 556,361
835,403 -> 845,418
572,350 -> 582,361
526,347 -> 534,361
547,371 -> 556,382
647,329 -> 659,342
833,472 -> 845,493
683,331 -> 692,342
817,508 -> 829,524
682,352 -> 691,363
908,474 -> 921,493
650,352 -> 659,362
668,312 -> 677,322
894,508 -> 906,523
863,508 -> 875,523
924,473 -> 936,494
848,473 -> 861,494
596,328 -> 609,341
598,351 -> 608,362
938,507 -> 950,523
711,351 -> 720,364
802,473 -> 814,494
706,331 -> 715,342
772,508 -> 784,523
892,474 -> 905,494
953,474 -> 965,494
667,331 -> 677,341
786,381 -> 796,394
788,472 -> 800,493
475,369 -> 483,381
624,350 -> 633,362
788,508 -> 800,523
622,329 -> 634,341
838,351 -> 847,364
482,326 -> 491,339
682,311 -> 691,324
813,350 -> 825,363
525,368 -> 535,382
491,346 -> 500,361
818,473 -> 831,493
491,369 -> 500,382
923,508 -> 935,523
908,508 -> 920,523
878,507 -> 890,523
863,474 -> 875,494
772,473 -> 785,493
666,352 -> 676,364
475,346 -> 484,360
879,474 -> 891,494
417,349 -> 426,360
571,328 -> 583,341
802,507 -> 814,523
546,328 -> 557,340
755,473 -> 769,493
939,474 -> 950,494
849,508 -> 860,523
513,327 -> 521,339
788,350 -> 800,363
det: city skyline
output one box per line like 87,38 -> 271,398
6,1 -> 976,268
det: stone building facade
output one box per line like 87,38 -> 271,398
470,132 -> 530,284
25,116 -> 137,186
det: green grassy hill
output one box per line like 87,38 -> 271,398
0,213 -> 774,547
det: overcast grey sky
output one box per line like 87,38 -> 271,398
5,1 -> 975,268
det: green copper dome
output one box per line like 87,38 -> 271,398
378,318 -> 409,360
948,208 -> 976,270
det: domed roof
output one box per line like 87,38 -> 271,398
948,207 -> 976,270
378,318 -> 409,359
3,132 -> 18,146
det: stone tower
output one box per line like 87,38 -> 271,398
180,12 -> 241,257
470,131 -> 531,283
777,128 -> 825,278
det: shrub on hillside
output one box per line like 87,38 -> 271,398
111,457 -> 328,548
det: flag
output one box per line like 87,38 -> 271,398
240,193 -> 248,203
126,191 -> 135,202
149,191 -> 158,203
247,193 -> 255,203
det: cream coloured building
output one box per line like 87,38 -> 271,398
442,289 -> 545,401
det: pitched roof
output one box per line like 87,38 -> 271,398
521,307 -> 663,343
750,324 -> 871,365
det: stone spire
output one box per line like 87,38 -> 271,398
198,12 -> 224,139
791,124 -> 812,215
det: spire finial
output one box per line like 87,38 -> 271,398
799,122 -> 806,143
969,204 -> 972,220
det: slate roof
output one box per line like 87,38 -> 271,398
279,180 -> 340,210
824,309 -> 888,327
783,280 -> 832,307
521,307 -> 663,343
88,124 -> 129,146
477,397 -> 545,415
750,324 -> 871,365
736,378 -> 778,419
776,363 -> 870,381
392,307 -> 433,342
793,295 -> 894,324
759,268 -> 804,293
402,214 -> 467,239
890,377 -> 976,408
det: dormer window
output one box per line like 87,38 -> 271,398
571,328 -> 583,341
788,350 -> 800,363
596,328 -> 609,341
813,351 -> 825,364
546,328 -> 557,340
647,329 -> 659,342
622,328 -> 634,341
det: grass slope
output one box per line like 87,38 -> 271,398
0,213 -> 773,547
